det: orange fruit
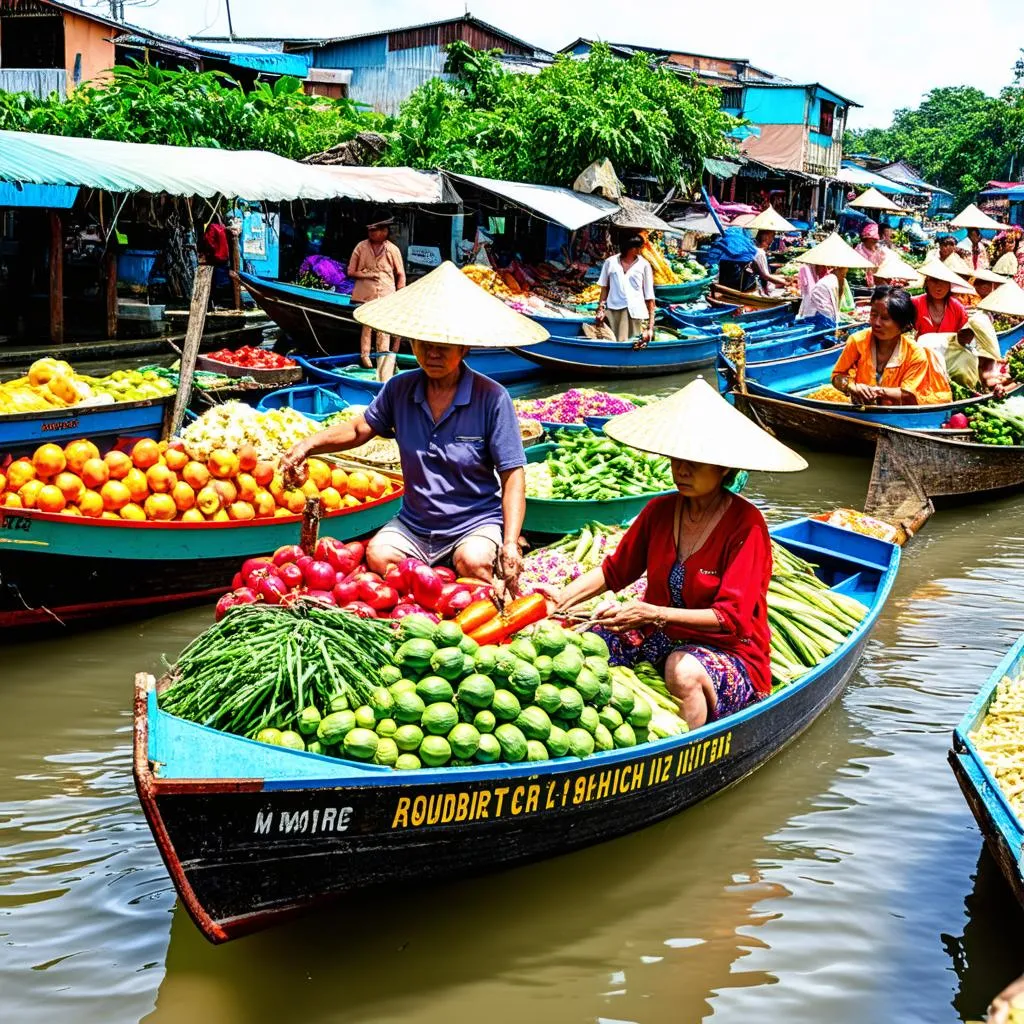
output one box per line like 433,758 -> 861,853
235,472 -> 258,502
196,485 -> 222,516
252,461 -> 274,487
81,457 -> 110,490
307,458 -> 332,490
2,493 -> 23,509
253,488 -> 276,517
237,445 -> 258,473
78,490 -> 104,517
213,479 -> 237,506
319,486 -> 342,510
211,509 -> 230,523
53,471 -> 85,504
7,459 -> 36,490
341,494 -> 361,509
274,507 -> 292,518
180,508 -> 205,523
171,481 -> 196,512
131,438 -> 161,469
146,464 -> 177,493
346,470 -> 369,502
64,439 -> 100,475
180,461 -> 209,489
32,443 -> 66,478
228,500 -> 256,521
103,450 -> 132,480
207,448 -> 239,479
100,479 -> 131,511
0,471 -> 6,495
101,511 -> 121,520
301,479 -> 321,499
330,468 -> 348,494
367,473 -> 387,499
35,484 -> 66,514
163,445 -> 190,472
268,475 -> 285,500
62,505 -> 82,517
284,489 -> 306,514
123,467 -> 149,503
144,493 -> 176,521
18,479 -> 44,508
119,503 -> 146,522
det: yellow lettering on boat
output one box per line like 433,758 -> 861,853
510,785 -> 524,815
586,773 -> 598,802
573,776 -> 587,805
596,770 -> 611,800
411,795 -> 427,827
545,781 -> 558,810
525,784 -> 540,814
476,790 -> 491,819
493,786 -> 510,816
391,799 -> 410,829
455,792 -> 471,822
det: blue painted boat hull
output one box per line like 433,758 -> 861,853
0,396 -> 171,457
950,634 -> 1024,909
665,304 -> 793,331
134,518 -> 899,942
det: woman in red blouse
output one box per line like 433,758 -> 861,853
912,260 -> 971,335
547,379 -> 806,729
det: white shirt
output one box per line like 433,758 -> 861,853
752,247 -> 778,295
801,272 -> 839,322
598,254 -> 655,319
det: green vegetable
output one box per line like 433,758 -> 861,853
394,689 -> 427,723
559,686 -> 584,720
256,727 -> 281,745
547,725 -> 569,757
328,692 -> 350,713
419,735 -> 451,767
374,737 -> 399,766
509,638 -> 538,663
395,753 -> 422,770
297,705 -> 322,736
609,681 -> 635,717
567,727 -> 595,757
580,631 -> 610,659
378,665 -> 403,686
508,660 -> 541,699
494,649 -> 519,680
430,646 -> 467,680
389,678 -> 417,696
458,673 -> 496,709
354,705 -> 377,729
533,682 -> 562,714
422,702 -> 459,736
279,730 -> 305,750
475,733 -> 502,763
305,740 -> 324,755
317,710 -> 356,745
448,723 -> 481,759
574,667 -> 601,702
474,645 -> 499,674
552,645 -> 584,682
394,724 -> 424,752
459,634 -> 479,657
628,694 -> 652,729
533,623 -> 568,657
368,686 -> 394,721
579,706 -> 600,735
535,654 -> 554,681
492,689 -> 521,721
416,676 -> 455,705
394,637 -> 437,672
516,705 -> 552,741
583,655 -> 610,684
434,620 -> 464,648
399,614 -> 438,642
473,709 -> 496,734
613,722 -> 637,748
343,728 -> 378,760
593,723 -> 614,751
526,740 -> 549,762
495,723 -> 528,762
599,705 -> 623,731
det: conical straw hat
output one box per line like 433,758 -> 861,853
848,187 -> 901,212
943,252 -> 977,294
968,265 -> 1009,285
949,203 -> 1006,230
918,257 -> 975,292
603,377 -> 807,473
979,280 -> 1024,317
353,261 -> 549,348
795,232 -> 875,269
745,205 -> 796,232
874,250 -> 923,286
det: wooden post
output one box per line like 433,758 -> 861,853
49,211 -> 64,345
299,496 -> 322,555
228,220 -> 242,310
103,248 -> 118,339
165,264 -> 213,440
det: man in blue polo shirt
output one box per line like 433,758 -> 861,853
281,340 -> 526,591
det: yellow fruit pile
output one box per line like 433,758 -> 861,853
642,242 -> 683,285
0,438 -> 398,522
460,264 -> 522,297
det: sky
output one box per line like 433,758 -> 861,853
101,0 -> 1024,128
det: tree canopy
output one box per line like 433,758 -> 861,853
845,85 -> 1024,202
0,64 -> 385,159
386,42 -> 736,187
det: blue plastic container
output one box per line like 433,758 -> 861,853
117,249 -> 159,286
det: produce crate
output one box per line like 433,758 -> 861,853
524,443 -> 674,534
196,354 -> 303,385
519,418 -> 544,446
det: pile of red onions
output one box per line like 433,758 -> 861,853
514,388 -> 638,425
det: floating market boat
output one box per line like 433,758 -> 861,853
664,303 -> 794,331
0,479 -> 402,630
652,274 -> 717,304
132,517 -> 898,943
708,283 -> 799,310
0,395 -> 174,455
949,633 -> 1024,910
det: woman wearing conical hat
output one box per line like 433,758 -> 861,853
913,258 -> 972,335
545,379 -> 806,728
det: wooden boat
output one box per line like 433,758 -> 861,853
665,303 -> 793,331
0,477 -> 402,630
652,274 -> 716,304
296,347 -> 539,389
237,271 -> 362,351
949,634 -> 1024,910
708,282 -> 798,310
0,395 -> 173,457
194,354 -> 303,386
132,517 -> 899,943
256,384 -> 351,421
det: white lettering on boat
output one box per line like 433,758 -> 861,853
389,732 -> 734,830
251,806 -> 353,835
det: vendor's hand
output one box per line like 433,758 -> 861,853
847,382 -> 877,404
595,308 -> 606,325
279,443 -> 310,488
595,600 -> 658,631
993,375 -> 1013,398
499,541 -> 523,597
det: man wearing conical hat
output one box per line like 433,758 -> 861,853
545,379 -> 806,729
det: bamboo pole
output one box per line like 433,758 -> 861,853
228,220 -> 242,310
103,248 -> 118,339
164,264 -> 212,441
49,211 -> 64,345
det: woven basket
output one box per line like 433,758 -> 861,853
519,418 -> 544,445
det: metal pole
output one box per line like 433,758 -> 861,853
225,0 -> 235,40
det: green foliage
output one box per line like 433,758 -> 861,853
387,42 -> 736,186
845,85 -> 1024,202
0,64 -> 387,159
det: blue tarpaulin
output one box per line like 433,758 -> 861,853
0,181 -> 78,208
705,227 -> 758,268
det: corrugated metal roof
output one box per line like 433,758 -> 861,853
837,163 -> 919,196
0,130 -> 452,204
114,33 -> 310,77
446,172 -> 617,230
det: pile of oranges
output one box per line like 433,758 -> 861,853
0,438 -> 397,523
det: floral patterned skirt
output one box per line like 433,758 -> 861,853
595,627 -> 758,721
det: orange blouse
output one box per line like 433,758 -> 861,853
831,329 -> 952,404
